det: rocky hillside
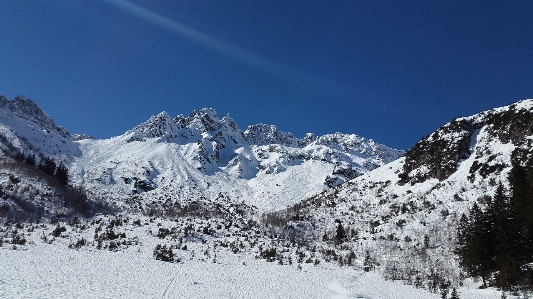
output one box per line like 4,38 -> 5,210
264,99 -> 533,292
0,96 -> 403,212
69,107 -> 402,211
0,95 -> 81,160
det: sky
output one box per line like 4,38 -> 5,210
1,0 -> 532,150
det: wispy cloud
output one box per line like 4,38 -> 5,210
107,0 -> 352,96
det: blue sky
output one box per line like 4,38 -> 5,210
1,0 -> 532,150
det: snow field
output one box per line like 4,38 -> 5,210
0,243 -> 503,299
0,214 -> 503,299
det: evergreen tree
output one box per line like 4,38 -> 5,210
458,151 -> 533,290
440,281 -> 449,299
54,162 -> 68,185
508,151 -> 533,289
490,184 -> 521,288
38,157 -> 56,176
459,203 -> 494,287
363,250 -> 373,272
455,213 -> 469,257
450,287 -> 460,299
24,154 -> 35,167
334,219 -> 347,245
457,213 -> 469,252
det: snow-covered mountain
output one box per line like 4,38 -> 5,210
0,95 -> 80,160
0,96 -> 403,212
2,95 -> 532,298
70,108 -> 402,211
276,99 -> 533,290
304,98 -> 533,218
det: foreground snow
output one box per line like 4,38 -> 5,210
0,243 -> 501,299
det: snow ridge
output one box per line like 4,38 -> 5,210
67,106 -> 403,211
0,95 -> 80,159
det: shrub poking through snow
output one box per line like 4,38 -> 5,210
70,238 -> 87,249
51,224 -> 67,237
258,247 -> 277,262
154,244 -> 174,262
10,233 -> 26,245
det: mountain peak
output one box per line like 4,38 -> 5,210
221,113 -> 241,132
199,107 -> 220,119
126,111 -> 180,142
0,95 -> 70,139
243,123 -> 299,146
155,111 -> 171,119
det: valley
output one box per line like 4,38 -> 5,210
1,95 -> 533,298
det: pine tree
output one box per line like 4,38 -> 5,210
334,219 -> 347,245
54,162 -> 68,185
450,287 -> 460,299
440,281 -> 449,299
424,234 -> 430,249
363,250 -> 373,272
24,154 -> 35,167
490,183 -> 521,288
38,157 -> 56,176
455,213 -> 469,257
460,203 -> 494,288
458,150 -> 533,290
507,150 -> 533,289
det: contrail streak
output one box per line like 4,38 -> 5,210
107,0 -> 351,96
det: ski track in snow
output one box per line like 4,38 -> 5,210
0,244 -> 502,299
0,244 -> 337,299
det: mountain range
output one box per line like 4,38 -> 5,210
0,95 -> 402,212
1,94 -> 533,297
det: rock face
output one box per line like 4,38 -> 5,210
243,124 -> 300,147
72,134 -> 95,141
123,108 -> 403,180
398,100 -> 533,185
399,118 -> 480,184
2,95 -> 70,139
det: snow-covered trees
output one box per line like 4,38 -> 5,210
449,287 -> 460,299
153,244 -> 175,262
38,157 -> 56,176
456,177 -> 533,290
54,162 -> 68,185
334,219 -> 347,245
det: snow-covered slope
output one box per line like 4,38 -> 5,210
0,95 -> 403,211
68,107 -> 402,211
309,99 -> 533,224
0,95 -> 81,160
0,213 -> 502,299
278,99 -> 533,291
2,95 -> 528,298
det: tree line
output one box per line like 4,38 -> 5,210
15,152 -> 68,185
456,148 -> 533,291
